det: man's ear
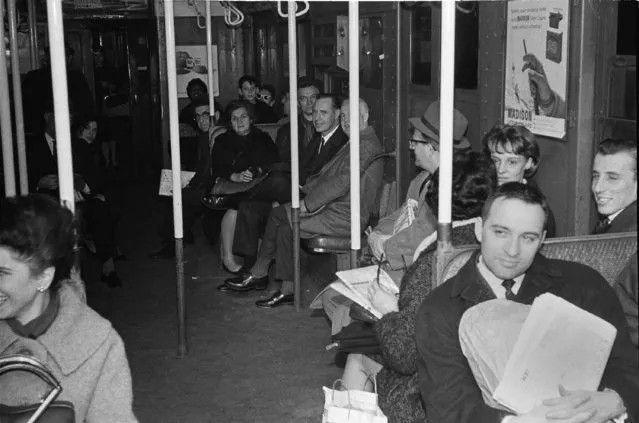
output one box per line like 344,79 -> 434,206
475,218 -> 483,242
538,230 -> 547,250
524,157 -> 534,171
237,88 -> 243,98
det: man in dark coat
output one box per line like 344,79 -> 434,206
591,138 -> 638,350
416,183 -> 638,423
227,92 -> 346,272
224,98 -> 384,308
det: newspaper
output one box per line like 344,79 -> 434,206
310,265 -> 399,319
493,293 -> 617,414
158,169 -> 195,196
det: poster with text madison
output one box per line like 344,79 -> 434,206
504,0 -> 569,139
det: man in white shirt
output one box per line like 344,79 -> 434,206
415,182 -> 637,423
591,138 -> 637,234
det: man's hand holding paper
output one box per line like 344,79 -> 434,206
543,387 -> 626,423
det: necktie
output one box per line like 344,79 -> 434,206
317,138 -> 325,155
593,217 -> 611,234
502,279 -> 516,300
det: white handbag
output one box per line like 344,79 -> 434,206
322,379 -> 387,423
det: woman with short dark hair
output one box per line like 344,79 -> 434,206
481,123 -> 556,237
0,194 -> 137,422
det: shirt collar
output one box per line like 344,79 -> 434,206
321,124 -> 339,143
476,254 -> 525,298
7,291 -> 60,339
607,208 -> 624,222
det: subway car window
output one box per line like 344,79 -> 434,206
616,0 -> 636,56
411,6 -> 432,85
454,4 -> 479,90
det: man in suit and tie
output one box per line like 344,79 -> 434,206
223,93 -> 348,277
591,138 -> 637,234
223,98 -> 383,308
415,182 -> 638,423
591,138 -> 638,350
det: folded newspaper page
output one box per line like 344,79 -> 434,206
310,265 -> 399,319
493,293 -> 617,414
158,169 -> 195,196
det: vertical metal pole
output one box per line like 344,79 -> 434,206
395,5 -> 403,208
0,0 -> 17,197
46,0 -> 75,212
437,0 -> 456,249
205,0 -> 215,119
27,0 -> 39,69
164,0 -> 187,357
348,1 -> 360,269
288,0 -> 301,312
8,0 -> 29,195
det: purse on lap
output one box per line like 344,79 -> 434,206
0,355 -> 75,423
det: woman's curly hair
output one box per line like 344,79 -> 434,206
426,150 -> 498,221
0,194 -> 78,290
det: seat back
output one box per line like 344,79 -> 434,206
435,232 -> 638,288
254,123 -> 282,141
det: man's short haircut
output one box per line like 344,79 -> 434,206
238,75 -> 258,89
186,78 -> 207,96
481,182 -> 550,231
191,97 -> 209,109
226,99 -> 255,122
596,138 -> 637,177
315,94 -> 342,111
427,150 -> 498,220
260,84 -> 276,98
481,124 -> 540,178
298,77 -> 323,94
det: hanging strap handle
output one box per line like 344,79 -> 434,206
0,354 -> 63,423
277,1 -> 310,18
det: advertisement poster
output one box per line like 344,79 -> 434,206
504,0 -> 569,139
176,45 -> 219,98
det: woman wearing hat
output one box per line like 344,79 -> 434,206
481,123 -> 556,237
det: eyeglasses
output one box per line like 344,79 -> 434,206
256,93 -> 272,101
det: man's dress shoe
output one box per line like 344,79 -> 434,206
255,291 -> 294,308
225,273 -> 269,292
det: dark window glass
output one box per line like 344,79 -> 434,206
411,7 -> 432,85
616,0 -> 637,55
454,5 -> 479,89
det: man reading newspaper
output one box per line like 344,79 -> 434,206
415,182 -> 638,423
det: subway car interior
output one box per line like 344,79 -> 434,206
0,0 -> 637,422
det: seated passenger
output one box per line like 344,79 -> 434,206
416,182 -> 638,423
481,123 -> 556,237
220,91 -> 344,275
149,99 -> 218,259
339,151 -> 497,423
368,100 -> 471,271
591,137 -> 637,234
178,78 -> 221,170
591,138 -> 638,349
0,194 -> 138,422
222,98 -> 383,308
230,75 -> 278,124
72,117 -> 123,287
257,84 -> 276,109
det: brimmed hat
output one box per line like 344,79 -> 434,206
409,100 -> 470,150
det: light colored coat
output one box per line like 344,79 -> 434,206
298,126 -> 384,237
0,283 -> 137,423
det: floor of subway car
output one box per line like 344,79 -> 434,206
83,173 -> 341,423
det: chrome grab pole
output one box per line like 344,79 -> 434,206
164,0 -> 188,357
8,0 -> 29,194
0,0 -> 16,197
205,0 -> 215,120
437,0 -> 456,250
348,1 -> 360,269
46,0 -> 75,211
27,0 -> 39,69
287,0 -> 302,312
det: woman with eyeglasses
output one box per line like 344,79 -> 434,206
481,123 -> 556,237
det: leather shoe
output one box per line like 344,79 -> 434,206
149,244 -> 174,260
225,273 -> 268,292
255,291 -> 294,308
201,193 -> 247,211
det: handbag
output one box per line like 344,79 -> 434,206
0,355 -> 75,423
327,321 -> 381,354
322,379 -> 388,423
